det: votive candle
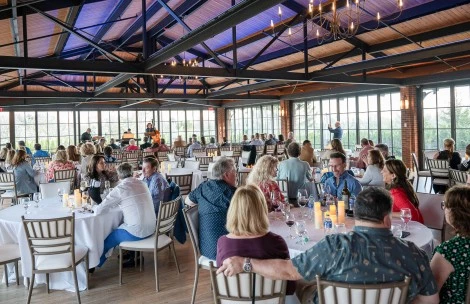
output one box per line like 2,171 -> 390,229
329,204 -> 337,215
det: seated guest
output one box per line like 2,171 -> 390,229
145,122 -> 155,133
125,139 -> 139,151
458,143 -> 470,171
431,185 -> 470,303
355,138 -> 373,169
5,150 -> 15,170
12,150 -> 36,195
140,137 -> 151,150
51,145 -> 66,161
95,138 -> 106,154
67,145 -> 81,165
284,131 -> 295,148
0,147 -> 8,160
324,152 -> 362,198
217,187 -> 439,304
32,143 -> 50,161
261,133 -> 266,142
95,163 -> 156,267
357,149 -> 385,187
86,155 -> 119,204
206,137 -> 218,148
173,135 -> 186,148
246,155 -> 285,211
322,138 -> 346,160
45,150 -> 76,182
265,134 -> 276,146
299,140 -> 318,167
200,136 -> 207,147
18,140 -> 32,155
144,143 -> 159,153
103,146 -> 116,163
375,143 -> 395,160
249,133 -> 264,146
217,184 -> 295,295
5,142 -> 12,150
220,137 -> 229,147
241,134 -> 251,145
80,143 -> 96,173
185,157 -> 237,260
433,138 -> 461,193
109,138 -> 120,150
187,136 -> 202,158
186,137 -> 193,148
141,157 -> 170,214
368,139 -> 374,146
277,142 -> 312,201
277,134 -> 285,144
382,159 -> 424,223
158,139 -> 170,152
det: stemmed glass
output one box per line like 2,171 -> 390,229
285,212 -> 296,239
400,208 -> 412,231
22,197 -> 31,215
297,189 -> 308,217
295,220 -> 308,245
104,180 -> 111,196
33,192 -> 41,208
270,192 -> 281,220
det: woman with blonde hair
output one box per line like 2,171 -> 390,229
216,184 -> 295,295
5,149 -> 16,170
46,150 -> 76,181
11,150 -> 36,195
80,142 -> 96,173
246,155 -> 285,211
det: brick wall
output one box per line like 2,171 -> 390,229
400,86 -> 419,169
280,100 -> 291,137
216,107 -> 226,143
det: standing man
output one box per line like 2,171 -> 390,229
81,128 -> 92,143
328,121 -> 343,140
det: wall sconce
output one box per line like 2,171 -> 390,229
400,95 -> 409,110
280,106 -> 285,117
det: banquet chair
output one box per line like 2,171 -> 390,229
195,156 -> 213,179
449,168 -> 468,186
423,150 -> 439,169
184,160 -> 200,170
0,172 -> 29,205
411,153 -> 431,191
427,159 -> 450,193
22,214 -> 89,304
161,161 -> 179,171
265,144 -> 276,156
237,171 -> 250,187
157,151 -> 169,162
276,143 -> 285,160
206,148 -> 218,156
316,275 -> 410,304
174,147 -> 186,159
276,178 -> 289,200
231,145 -> 242,157
39,181 -> 71,199
54,169 -> 76,190
209,261 -> 287,304
255,145 -> 264,155
417,192 -> 446,243
220,150 -> 234,157
0,243 -> 20,287
112,151 -> 123,163
142,151 -> 156,159
183,205 -> 216,304
34,157 -> 52,166
193,151 -> 206,158
123,151 -> 140,169
119,196 -> 181,292
167,173 -> 193,196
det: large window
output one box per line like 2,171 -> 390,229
338,97 -> 357,150
380,92 -> 402,158
227,108 -> 243,143
171,110 -> 187,142
454,85 -> 470,150
101,111 -> 120,142
186,110 -> 201,139
358,94 -> 378,144
322,98 -> 338,147
14,112 -> 36,149
0,112 -> 10,146
119,111 -> 137,136
159,110 -> 171,143
79,111 -> 98,141
59,111 -> 75,147
37,112 -> 58,152
422,87 -> 452,151
203,109 -> 216,142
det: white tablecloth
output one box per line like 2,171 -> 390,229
0,198 -> 122,291
164,168 -> 203,190
268,211 -> 433,258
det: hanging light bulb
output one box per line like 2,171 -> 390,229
308,3 -> 313,14
270,20 -> 274,28
350,22 -> 354,30
316,29 -> 320,37
278,6 -> 282,17
288,27 -> 292,36
377,12 -> 380,20
399,0 -> 403,7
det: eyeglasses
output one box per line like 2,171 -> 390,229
441,201 -> 446,210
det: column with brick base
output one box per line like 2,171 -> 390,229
280,100 -> 291,138
400,86 -> 419,169
217,108 -> 226,144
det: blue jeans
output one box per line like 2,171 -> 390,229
98,229 -> 143,267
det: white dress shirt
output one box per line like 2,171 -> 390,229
249,139 -> 265,146
95,177 -> 156,238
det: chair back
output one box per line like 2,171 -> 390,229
185,160 -> 200,170
167,173 -> 193,196
220,150 -> 234,157
316,275 -> 410,304
276,144 -> 285,156
183,205 -> 201,262
22,214 -> 75,271
231,145 -> 242,157
174,147 -> 186,158
449,169 -> 468,185
39,181 -> 70,199
237,171 -> 250,187
0,172 -> 16,192
142,151 -> 156,159
193,149 -> 206,158
124,151 -> 140,167
265,145 -> 276,156
411,153 -> 420,172
112,151 -> 123,162
255,145 -> 264,155
276,179 -> 289,198
156,196 -> 181,238
157,151 -> 169,162
416,192 -> 445,240
220,146 -> 231,152
427,159 -> 449,179
54,169 -> 76,182
209,261 -> 287,304
196,156 -> 213,172
34,157 -> 52,166
206,148 -> 218,156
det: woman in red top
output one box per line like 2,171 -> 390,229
246,155 -> 285,211
382,159 -> 424,223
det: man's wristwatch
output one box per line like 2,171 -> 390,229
243,258 -> 252,273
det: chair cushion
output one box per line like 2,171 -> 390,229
198,255 -> 216,267
120,234 -> 172,250
0,243 -> 20,263
35,246 -> 88,270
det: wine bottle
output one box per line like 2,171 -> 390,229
341,180 -> 350,211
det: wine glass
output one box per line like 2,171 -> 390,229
400,208 -> 412,231
270,192 -> 281,220
57,188 -> 64,204
33,192 -> 41,208
80,180 -> 88,192
68,197 -> 75,213
22,197 -> 31,215
297,189 -> 308,217
285,212 -> 296,239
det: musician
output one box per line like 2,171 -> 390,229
81,128 -> 92,143
145,123 -> 155,133
123,128 -> 133,136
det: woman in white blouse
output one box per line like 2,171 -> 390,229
357,149 -> 385,187
95,162 -> 156,267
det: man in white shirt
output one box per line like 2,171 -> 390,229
95,162 -> 156,267
187,135 -> 202,157
249,133 -> 264,146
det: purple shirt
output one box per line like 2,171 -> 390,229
216,232 -> 295,294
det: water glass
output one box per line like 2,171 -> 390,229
285,212 -> 296,239
295,220 -> 309,245
33,192 -> 41,208
80,180 -> 88,192
22,197 -> 31,215
391,224 -> 403,238
57,188 -> 64,203
400,208 -> 412,231
335,223 -> 347,234
297,189 -> 308,217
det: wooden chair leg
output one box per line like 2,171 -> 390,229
119,247 -> 123,285
154,250 -> 159,292
170,242 -> 180,273
72,266 -> 81,304
134,251 -> 138,269
15,261 -> 19,285
4,264 -> 8,287
27,274 -> 35,304
85,253 -> 89,290
191,266 -> 200,304
139,252 -> 143,272
46,273 -> 49,293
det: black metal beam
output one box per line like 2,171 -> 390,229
54,2 -> 84,56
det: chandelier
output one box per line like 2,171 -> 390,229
271,0 -> 404,44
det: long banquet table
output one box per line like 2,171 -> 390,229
0,198 -> 122,291
268,209 -> 434,258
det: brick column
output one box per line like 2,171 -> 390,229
280,100 -> 291,137
216,107 -> 226,143
400,86 -> 419,169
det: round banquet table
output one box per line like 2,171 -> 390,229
0,198 -> 122,291
268,210 -> 434,259
164,168 -> 203,190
